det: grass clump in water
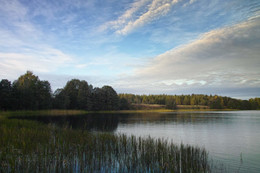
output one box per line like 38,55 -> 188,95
0,118 -> 211,172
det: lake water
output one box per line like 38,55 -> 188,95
14,110 -> 260,172
116,111 -> 260,173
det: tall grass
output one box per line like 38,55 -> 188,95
0,117 -> 211,172
0,110 -> 89,117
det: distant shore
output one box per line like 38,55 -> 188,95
0,108 -> 247,118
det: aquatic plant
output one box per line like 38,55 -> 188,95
0,118 -> 211,172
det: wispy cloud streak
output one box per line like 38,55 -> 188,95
102,0 -> 181,35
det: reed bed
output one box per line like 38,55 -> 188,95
0,118 -> 211,172
0,110 -> 89,117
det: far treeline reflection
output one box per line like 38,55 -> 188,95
9,112 -> 226,132
0,71 -> 260,111
9,114 -> 121,132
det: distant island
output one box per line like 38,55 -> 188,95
1,71 -> 259,111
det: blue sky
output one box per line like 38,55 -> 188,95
0,0 -> 259,99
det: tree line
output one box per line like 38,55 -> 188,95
119,94 -> 260,110
1,71 -> 259,111
0,71 -> 124,111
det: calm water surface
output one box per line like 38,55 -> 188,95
116,111 -> 260,173
14,110 -> 260,172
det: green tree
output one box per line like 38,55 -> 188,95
249,98 -> 260,109
119,98 -> 130,110
92,87 -> 104,111
61,79 -> 92,110
37,80 -> 52,109
0,79 -> 13,110
175,96 -> 181,105
209,95 -> 224,109
53,89 -> 70,109
12,71 -> 52,110
78,81 -> 92,110
165,96 -> 176,109
183,96 -> 190,105
63,79 -> 81,109
101,86 -> 119,110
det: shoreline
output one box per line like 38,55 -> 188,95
1,108 -> 254,117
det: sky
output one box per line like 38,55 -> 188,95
0,0 -> 259,99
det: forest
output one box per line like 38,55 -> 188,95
0,71 -> 121,111
0,71 -> 260,111
119,94 -> 260,110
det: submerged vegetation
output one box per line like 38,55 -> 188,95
0,115 -> 212,172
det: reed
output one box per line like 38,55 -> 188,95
0,110 -> 89,117
0,108 -> 238,119
0,117 -> 213,172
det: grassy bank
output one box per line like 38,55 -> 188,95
0,110 -> 89,117
130,104 -> 211,110
117,108 -> 238,113
0,108 -> 240,118
0,116 -> 212,172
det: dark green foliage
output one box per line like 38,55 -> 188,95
249,98 -> 260,109
13,71 -> 38,109
101,86 -> 119,110
11,71 -> 52,110
119,98 -> 130,110
0,79 -> 14,110
78,80 -> 92,110
91,86 -> 119,111
52,80 -> 121,111
63,79 -> 82,109
36,81 -> 52,109
209,95 -> 224,109
52,89 -> 70,109
119,94 -> 260,110
53,80 -> 119,111
0,71 -> 120,111
91,87 -> 104,110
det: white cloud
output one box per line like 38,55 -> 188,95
0,0 -> 78,81
114,17 -> 260,94
0,0 -> 27,21
75,58 -> 112,69
0,0 -> 38,34
102,0 -> 181,35
183,0 -> 196,7
0,46 -> 74,80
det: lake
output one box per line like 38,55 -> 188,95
13,110 -> 260,172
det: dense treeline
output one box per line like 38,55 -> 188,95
1,71 -> 259,111
119,94 -> 260,110
0,71 -> 122,111
0,72 -> 52,110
